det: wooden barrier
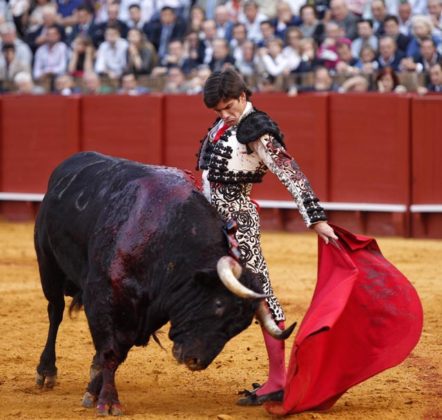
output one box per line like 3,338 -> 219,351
410,96 -> 442,238
0,95 -> 80,219
0,93 -> 441,237
81,95 -> 163,164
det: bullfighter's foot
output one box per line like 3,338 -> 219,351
81,391 -> 97,408
35,371 -> 57,389
96,402 -> 123,416
236,389 -> 283,406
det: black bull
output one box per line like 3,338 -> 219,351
34,152 -> 295,415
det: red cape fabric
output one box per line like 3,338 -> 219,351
266,224 -> 423,415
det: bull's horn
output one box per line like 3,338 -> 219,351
256,301 -> 297,340
217,256 -> 267,299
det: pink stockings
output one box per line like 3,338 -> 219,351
255,321 -> 286,396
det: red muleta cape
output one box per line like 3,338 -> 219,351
266,224 -> 423,415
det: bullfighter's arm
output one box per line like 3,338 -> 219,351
248,135 -> 327,228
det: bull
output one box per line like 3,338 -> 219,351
34,152 -> 295,415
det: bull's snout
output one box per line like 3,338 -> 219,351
172,343 -> 207,371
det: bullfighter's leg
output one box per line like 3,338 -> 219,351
35,255 -> 66,389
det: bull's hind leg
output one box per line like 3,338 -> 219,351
35,257 -> 65,389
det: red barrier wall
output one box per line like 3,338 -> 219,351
327,94 -> 411,235
163,95 -> 213,171
81,95 -> 163,164
1,96 -> 80,192
411,96 -> 442,237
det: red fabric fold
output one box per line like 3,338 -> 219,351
266,224 -> 423,415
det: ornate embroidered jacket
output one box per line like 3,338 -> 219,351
196,103 -> 327,227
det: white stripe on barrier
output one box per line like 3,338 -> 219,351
1,194 -> 441,214
410,204 -> 442,213
256,200 -> 407,212
0,193 -> 45,201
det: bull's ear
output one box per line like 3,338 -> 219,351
193,269 -> 218,288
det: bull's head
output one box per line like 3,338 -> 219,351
169,256 -> 296,371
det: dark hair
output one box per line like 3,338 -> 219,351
203,68 -> 252,108
357,18 -> 373,28
376,66 -> 400,88
384,14 -> 399,25
2,42 -> 15,52
128,3 -> 141,10
300,4 -> 316,18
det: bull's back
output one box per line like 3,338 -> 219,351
35,152 -> 195,285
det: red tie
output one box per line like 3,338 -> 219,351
213,122 -> 229,143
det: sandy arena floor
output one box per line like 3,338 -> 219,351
0,221 -> 441,419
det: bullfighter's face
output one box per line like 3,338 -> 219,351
212,92 -> 247,127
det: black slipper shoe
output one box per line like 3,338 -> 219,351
236,389 -> 284,406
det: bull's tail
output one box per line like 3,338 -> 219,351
68,292 -> 83,317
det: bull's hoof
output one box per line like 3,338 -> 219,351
96,402 -> 123,416
82,391 -> 96,408
35,371 -> 57,389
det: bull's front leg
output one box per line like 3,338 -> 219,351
85,349 -> 128,416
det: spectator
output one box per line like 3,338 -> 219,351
187,5 -> 206,35
154,38 -> 198,74
355,44 -> 379,74
235,39 -> 257,76
9,0 -> 30,37
144,6 -> 187,63
95,24 -> 129,79
126,4 -> 146,30
330,0 -> 358,40
338,74 -> 370,92
351,18 -> 378,58
68,34 -> 95,78
317,21 -> 346,69
271,1 -> 300,41
209,38 -> 235,72
56,0 -> 84,26
428,0 -> 442,36
27,4 -> 66,53
282,26 -> 303,72
335,37 -> 359,75
182,63 -> 211,94
295,66 -> 339,93
193,0 -> 225,20
82,70 -> 113,93
54,73 -> 79,95
383,15 -> 411,54
27,0 -> 54,34
33,25 -> 69,82
296,37 -> 324,73
299,4 -> 325,45
163,64 -> 188,93
230,22 -> 248,62
214,5 -> 234,41
125,27 -> 157,75
402,37 -> 441,72
201,19 -> 217,64
377,35 -> 405,71
66,5 -> 97,47
183,30 -> 205,68
14,71 -> 46,93
406,15 -> 441,57
376,66 -> 407,92
0,22 -> 33,68
94,2 -> 128,47
257,20 -> 277,48
239,0 -> 268,43
369,0 -> 388,35
418,61 -> 442,92
256,37 -> 291,77
398,1 -> 413,35
118,72 -> 150,95
0,43 -> 31,83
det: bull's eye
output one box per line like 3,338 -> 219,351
214,298 -> 225,316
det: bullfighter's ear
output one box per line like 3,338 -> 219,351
193,269 -> 218,288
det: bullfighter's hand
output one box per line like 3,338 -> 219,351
312,221 -> 338,245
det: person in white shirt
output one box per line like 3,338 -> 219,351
95,25 -> 129,79
33,25 -> 69,81
239,0 -> 268,43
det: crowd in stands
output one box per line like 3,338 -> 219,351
0,0 -> 442,95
